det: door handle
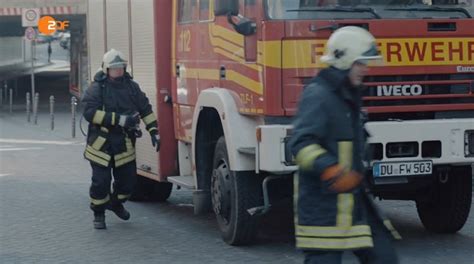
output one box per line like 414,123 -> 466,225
220,66 -> 226,80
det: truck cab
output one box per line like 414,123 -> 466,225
169,0 -> 474,244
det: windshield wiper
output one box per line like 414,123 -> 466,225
385,6 -> 471,18
287,7 -> 381,19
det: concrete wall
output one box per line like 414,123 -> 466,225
0,36 -> 31,67
0,0 -> 86,13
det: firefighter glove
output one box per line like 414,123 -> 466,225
320,164 -> 363,193
118,114 -> 140,129
150,131 -> 160,152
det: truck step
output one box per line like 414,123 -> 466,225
167,175 -> 195,189
237,147 -> 256,155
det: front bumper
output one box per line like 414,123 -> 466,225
365,118 -> 474,166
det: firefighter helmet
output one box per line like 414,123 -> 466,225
321,26 -> 381,70
102,48 -> 128,73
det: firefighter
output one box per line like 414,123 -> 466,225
82,48 -> 160,229
289,26 -> 401,263
47,41 -> 52,63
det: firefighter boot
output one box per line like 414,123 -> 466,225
93,212 -> 106,229
107,201 -> 130,220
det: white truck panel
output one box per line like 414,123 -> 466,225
130,0 -> 160,178
257,125 -> 298,173
88,0 -> 160,178
86,0 -> 105,78
105,0 -> 130,66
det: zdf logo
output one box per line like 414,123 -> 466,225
38,16 -> 69,35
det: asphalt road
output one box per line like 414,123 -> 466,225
0,110 -> 473,264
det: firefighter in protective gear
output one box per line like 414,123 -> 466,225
82,48 -> 160,229
289,26 -> 401,263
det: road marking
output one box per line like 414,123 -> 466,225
0,147 -> 44,152
0,173 -> 12,177
0,139 -> 82,145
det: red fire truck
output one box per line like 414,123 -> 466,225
87,0 -> 474,245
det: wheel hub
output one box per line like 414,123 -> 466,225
211,159 -> 232,225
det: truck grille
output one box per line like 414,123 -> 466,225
362,73 -> 474,115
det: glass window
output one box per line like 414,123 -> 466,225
199,0 -> 210,21
244,0 -> 258,16
178,0 -> 197,23
265,0 -> 473,20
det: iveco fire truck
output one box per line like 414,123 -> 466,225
87,0 -> 474,245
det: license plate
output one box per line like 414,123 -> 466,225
373,160 -> 433,177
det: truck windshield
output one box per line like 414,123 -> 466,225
266,0 -> 474,20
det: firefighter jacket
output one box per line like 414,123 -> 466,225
82,71 -> 158,168
289,67 -> 401,251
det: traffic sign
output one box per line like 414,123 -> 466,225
25,27 -> 36,41
22,8 -> 40,27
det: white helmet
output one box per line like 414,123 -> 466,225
321,26 -> 381,70
102,48 -> 128,73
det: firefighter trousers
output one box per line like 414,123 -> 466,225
89,160 -> 137,213
303,201 -> 399,264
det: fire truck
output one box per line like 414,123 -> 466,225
87,0 -> 474,245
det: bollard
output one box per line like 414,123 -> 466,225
9,89 -> 13,113
3,82 -> 7,104
71,96 -> 77,138
50,95 -> 55,130
26,92 -> 31,122
33,93 -> 39,125
4,86 -> 8,104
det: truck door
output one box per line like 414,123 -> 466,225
175,0 -> 199,142
176,0 -> 198,106
197,0 -> 220,94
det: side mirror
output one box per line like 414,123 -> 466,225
214,0 -> 238,16
227,15 -> 256,36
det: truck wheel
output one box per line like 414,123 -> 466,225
130,175 -> 151,201
416,166 -> 472,233
130,175 -> 173,202
211,136 -> 261,245
149,182 -> 173,202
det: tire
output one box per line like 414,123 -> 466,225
149,182 -> 173,202
211,136 -> 262,245
130,175 -> 173,202
416,166 -> 472,233
129,175 -> 151,201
